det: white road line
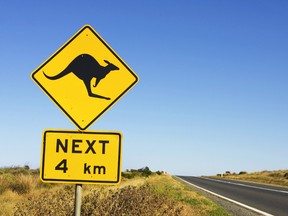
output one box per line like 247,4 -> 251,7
202,177 -> 288,194
175,176 -> 274,216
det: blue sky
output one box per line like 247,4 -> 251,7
0,1 -> 287,176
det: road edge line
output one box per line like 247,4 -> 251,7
202,177 -> 288,194
175,176 -> 273,216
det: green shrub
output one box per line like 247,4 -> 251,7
121,172 -> 136,179
141,169 -> 152,177
239,171 -> 247,175
138,166 -> 152,177
156,170 -> 163,175
124,166 -> 157,178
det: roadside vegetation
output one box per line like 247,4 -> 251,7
214,169 -> 288,187
0,165 -> 229,215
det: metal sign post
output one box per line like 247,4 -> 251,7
74,184 -> 82,216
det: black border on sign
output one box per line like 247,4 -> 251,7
41,130 -> 122,184
31,25 -> 138,130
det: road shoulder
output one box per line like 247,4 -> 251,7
175,176 -> 263,216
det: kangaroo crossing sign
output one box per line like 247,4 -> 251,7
31,25 -> 138,130
41,130 -> 122,184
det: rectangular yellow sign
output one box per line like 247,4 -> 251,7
41,130 -> 122,184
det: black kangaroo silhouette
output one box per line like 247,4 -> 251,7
43,54 -> 119,100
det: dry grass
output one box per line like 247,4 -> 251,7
146,175 -> 230,215
13,176 -> 184,216
0,167 -> 229,215
82,184 -> 183,215
0,190 -> 22,216
80,175 -> 229,215
214,169 -> 288,187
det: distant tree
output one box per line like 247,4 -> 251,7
156,171 -> 163,175
141,167 -> 152,177
239,171 -> 247,175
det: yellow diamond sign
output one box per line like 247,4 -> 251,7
31,25 -> 138,130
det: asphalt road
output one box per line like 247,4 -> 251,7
177,176 -> 288,216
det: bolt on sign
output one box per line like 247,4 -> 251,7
31,25 -> 139,130
41,130 -> 122,184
